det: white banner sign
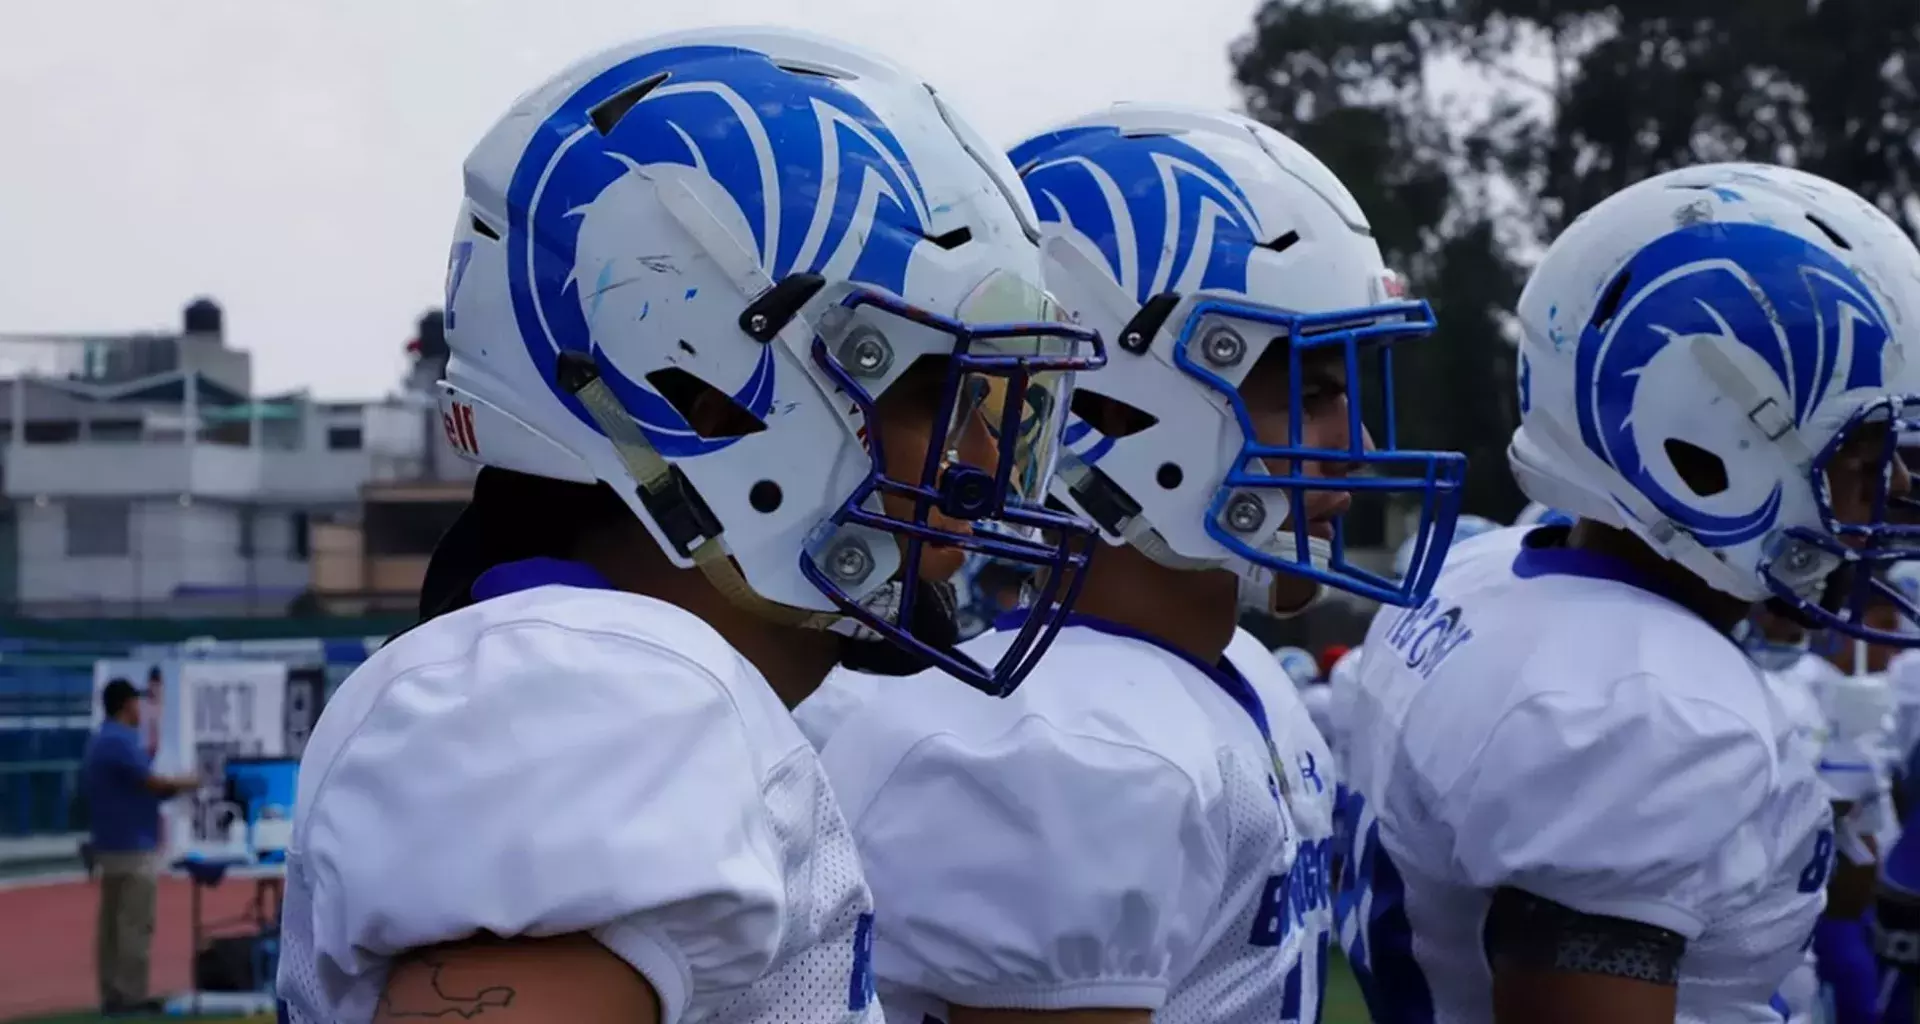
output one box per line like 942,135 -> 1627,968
92,658 -> 290,856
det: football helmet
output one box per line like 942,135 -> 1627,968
1270,645 -> 1321,687
1007,105 -> 1466,607
439,28 -> 1106,693
1512,163 -> 1920,643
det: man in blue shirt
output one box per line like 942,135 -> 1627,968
83,677 -> 196,1015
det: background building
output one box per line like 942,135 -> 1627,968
0,301 -> 473,619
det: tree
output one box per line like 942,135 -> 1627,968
1234,0 -> 1530,522
1232,0 -> 1920,522
1438,0 -> 1920,238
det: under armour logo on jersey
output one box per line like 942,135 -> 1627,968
1299,750 -> 1323,794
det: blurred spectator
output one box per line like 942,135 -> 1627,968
82,678 -> 196,1015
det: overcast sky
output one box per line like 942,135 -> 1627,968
0,0 -> 1264,398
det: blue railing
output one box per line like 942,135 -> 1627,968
0,635 -> 379,838
0,642 -> 128,837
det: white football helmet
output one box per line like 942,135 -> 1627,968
439,28 -> 1106,693
1006,105 -> 1467,608
1270,645 -> 1321,687
1512,162 -> 1920,642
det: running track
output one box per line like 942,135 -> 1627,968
0,873 -> 265,1019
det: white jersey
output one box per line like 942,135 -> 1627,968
277,573 -> 882,1024
802,616 -> 1299,1022
1295,683 -> 1336,755
1759,657 -> 1831,1024
1891,649 -> 1920,767
1322,646 -> 1363,774
1765,654 -> 1832,762
1342,527 -> 1830,1024
1228,628 -> 1337,1024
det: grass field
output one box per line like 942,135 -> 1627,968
4,953 -> 1371,1024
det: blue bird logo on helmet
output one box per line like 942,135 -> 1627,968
1576,222 -> 1894,549
506,44 -> 931,457
1011,126 -> 1263,305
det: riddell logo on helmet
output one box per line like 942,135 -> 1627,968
443,402 -> 479,456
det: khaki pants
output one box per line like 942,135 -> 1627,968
95,850 -> 157,1010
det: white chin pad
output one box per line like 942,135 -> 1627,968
1236,537 -> 1332,616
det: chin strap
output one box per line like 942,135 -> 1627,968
564,360 -> 847,632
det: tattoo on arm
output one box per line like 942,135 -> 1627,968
378,954 -> 517,1019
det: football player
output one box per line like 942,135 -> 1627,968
274,28 -> 1107,1024
1745,605 -> 1898,1024
1809,620 -> 1902,1024
1344,163 -> 1920,1023
1231,630 -> 1342,1024
798,104 -> 1465,1024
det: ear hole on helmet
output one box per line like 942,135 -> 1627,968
1806,213 -> 1852,250
590,71 -> 670,136
1069,390 -> 1158,439
1590,270 -> 1633,332
645,367 -> 766,440
469,215 -> 501,242
1665,438 -> 1729,497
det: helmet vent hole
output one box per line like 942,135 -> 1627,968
924,226 -> 973,250
775,61 -> 853,80
589,72 -> 670,136
1590,270 -> 1633,332
1069,390 -> 1158,440
1806,213 -> 1852,250
1665,438 -> 1729,497
645,366 -> 766,440
469,215 -> 501,242
1262,230 -> 1301,255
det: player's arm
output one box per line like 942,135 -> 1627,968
375,934 -> 658,1023
1453,677 -> 1775,1024
1826,799 -> 1878,919
1484,888 -> 1680,1023
142,772 -> 198,797
289,628 -> 790,1024
820,703 -> 1224,1017
100,736 -> 196,796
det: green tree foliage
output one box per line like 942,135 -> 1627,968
1233,0 -> 1920,520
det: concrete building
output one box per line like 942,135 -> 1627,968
306,310 -> 476,616
0,301 -> 472,618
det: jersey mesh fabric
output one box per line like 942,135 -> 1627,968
278,850 -> 338,1022
700,748 -> 882,1023
1156,745 -> 1296,1023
